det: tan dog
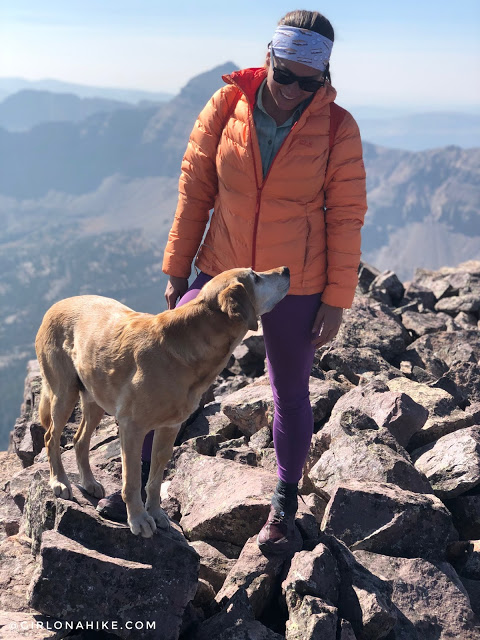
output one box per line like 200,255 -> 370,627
35,267 -> 290,537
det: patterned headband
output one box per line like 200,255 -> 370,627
271,26 -> 333,72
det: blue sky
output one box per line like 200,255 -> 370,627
1,0 -> 479,109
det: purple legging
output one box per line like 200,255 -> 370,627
142,272 -> 321,483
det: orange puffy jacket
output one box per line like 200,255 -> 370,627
162,67 -> 367,307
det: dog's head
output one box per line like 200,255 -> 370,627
200,267 -> 290,330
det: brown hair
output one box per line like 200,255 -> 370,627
278,10 -> 334,83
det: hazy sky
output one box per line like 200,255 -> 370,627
1,0 -> 479,109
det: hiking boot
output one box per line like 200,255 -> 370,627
257,504 -> 298,555
96,460 -> 150,523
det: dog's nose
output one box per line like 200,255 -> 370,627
283,267 -> 290,277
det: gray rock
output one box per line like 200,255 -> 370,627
411,330 -> 480,368
435,294 -> 480,315
456,311 -> 479,329
314,346 -> 403,385
189,588 -> 283,640
194,578 -> 216,608
440,362 -> 480,404
401,310 -> 450,337
11,364 -> 46,467
321,480 -> 457,559
385,377 -> 475,447
402,282 -> 436,310
357,262 -> 381,294
0,611 -> 61,639
282,543 -> 340,607
412,268 -> 450,298
0,533 -> 38,617
301,493 -> 329,527
213,373 -> 252,400
216,444 -> 258,467
249,427 -> 272,451
369,270 -> 405,305
408,403 -> 480,449
167,450 -> 277,546
412,426 -> 480,499
285,596 -> 338,640
215,535 -> 286,618
189,540 -> 237,593
331,298 -> 411,362
317,532 -> 397,640
401,337 -> 449,378
449,540 -> 480,580
461,577 -> 480,620
331,379 -> 428,447
445,494 -> 480,540
339,618 -> 357,639
221,378 -> 274,437
178,402 -> 238,443
232,342 -> 265,377
308,411 -> 432,497
354,550 -> 480,639
221,376 -> 348,437
28,525 -> 198,640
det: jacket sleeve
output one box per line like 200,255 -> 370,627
321,111 -> 367,308
162,86 -> 238,278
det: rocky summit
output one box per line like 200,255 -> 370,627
1,260 -> 480,639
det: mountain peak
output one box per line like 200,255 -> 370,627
176,62 -> 239,103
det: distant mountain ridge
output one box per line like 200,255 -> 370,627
0,90 -> 141,132
0,62 -> 239,199
0,77 -> 173,104
356,111 -> 480,152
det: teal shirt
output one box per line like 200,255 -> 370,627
253,79 -> 310,178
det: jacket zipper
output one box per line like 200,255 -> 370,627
249,116 -> 300,269
227,76 -> 303,270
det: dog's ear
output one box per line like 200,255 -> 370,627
218,282 -> 258,331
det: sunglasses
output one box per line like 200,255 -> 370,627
270,47 -> 325,93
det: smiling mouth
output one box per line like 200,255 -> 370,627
280,90 -> 298,101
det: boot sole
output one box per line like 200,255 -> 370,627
256,534 -> 295,555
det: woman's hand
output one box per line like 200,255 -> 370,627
311,302 -> 343,349
165,276 -> 189,310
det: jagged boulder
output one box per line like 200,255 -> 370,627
11,361 -> 47,467
21,472 -> 199,640
307,410 -> 432,497
313,346 -> 403,384
412,426 -> 480,499
446,495 -> 480,540
167,449 -> 278,546
221,376 -> 349,436
354,550 -> 480,639
327,297 -> 411,362
215,535 -> 286,618
321,480 -> 457,559
401,309 -> 452,337
386,377 -> 480,448
317,532 -> 397,640
331,379 -> 428,447
189,540 -> 237,594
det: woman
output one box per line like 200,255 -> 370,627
99,9 -> 367,554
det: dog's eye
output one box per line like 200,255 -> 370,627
253,273 -> 260,283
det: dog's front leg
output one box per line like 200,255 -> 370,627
145,425 -> 181,530
118,421 -> 156,538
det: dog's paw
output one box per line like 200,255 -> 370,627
146,506 -> 170,531
50,479 -> 73,499
128,511 -> 157,538
81,479 -> 105,499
